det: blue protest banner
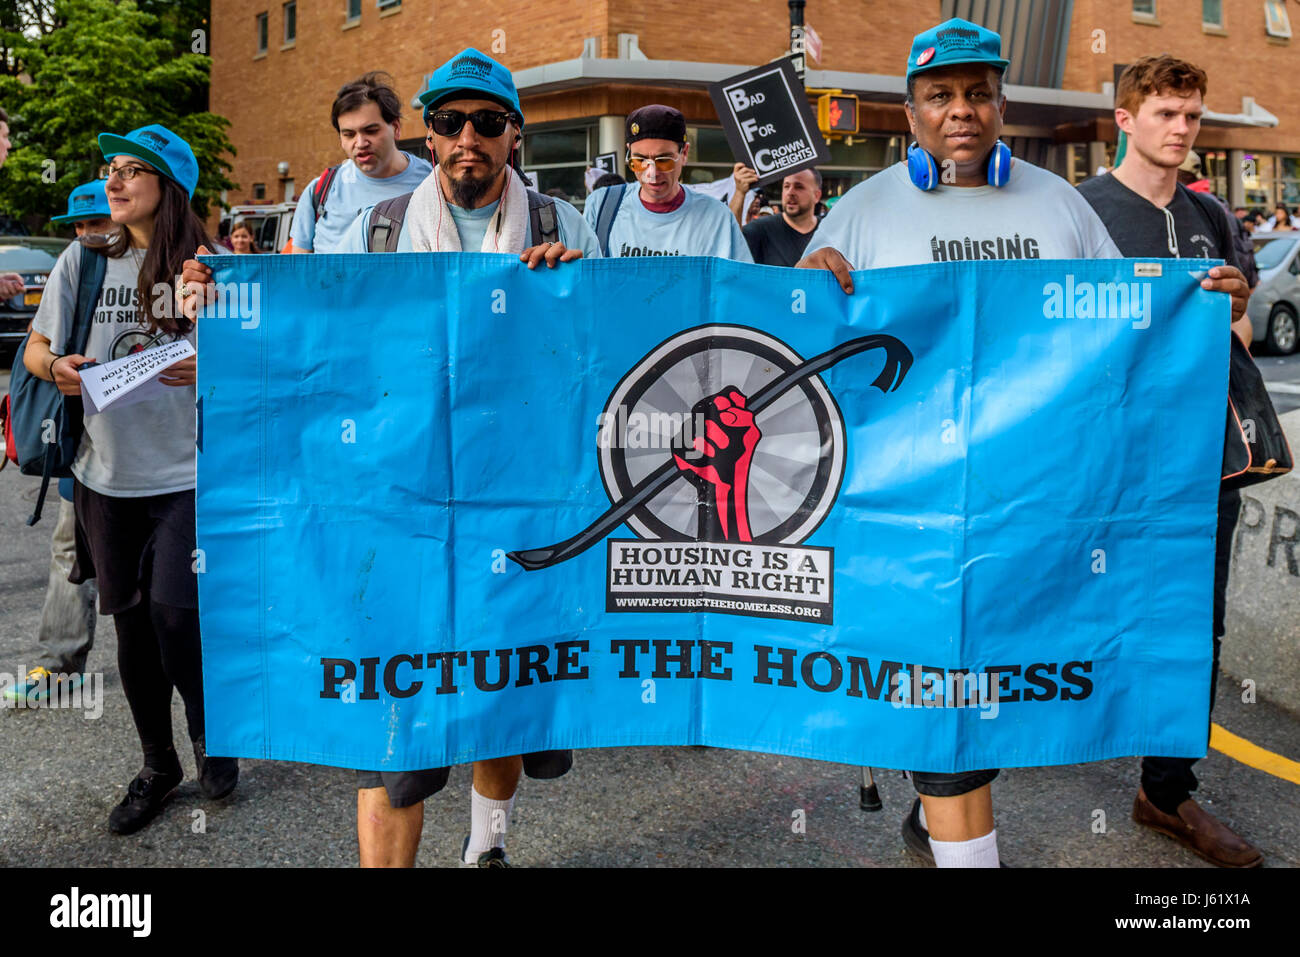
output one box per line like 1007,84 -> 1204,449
196,254 -> 1227,772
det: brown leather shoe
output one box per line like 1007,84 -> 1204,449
1132,788 -> 1262,868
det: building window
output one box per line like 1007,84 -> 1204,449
1132,0 -> 1156,17
1265,0 -> 1292,38
346,0 -> 361,21
818,135 -> 904,198
1202,0 -> 1222,27
522,124 -> 596,208
377,0 -> 401,10
1281,155 -> 1300,205
682,127 -> 739,186
255,12 -> 267,53
283,1 -> 296,45
1202,150 -> 1228,198
253,183 -> 267,200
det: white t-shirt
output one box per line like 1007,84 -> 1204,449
289,152 -> 434,253
583,183 -> 754,262
32,242 -> 197,497
804,160 -> 1121,268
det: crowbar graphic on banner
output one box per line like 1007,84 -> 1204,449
508,334 -> 912,571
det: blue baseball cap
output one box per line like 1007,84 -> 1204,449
418,48 -> 523,120
906,18 -> 1009,81
97,124 -> 200,198
51,180 -> 111,224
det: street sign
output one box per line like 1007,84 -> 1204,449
593,151 -> 617,175
708,58 -> 831,187
789,24 -> 805,80
805,24 -> 823,63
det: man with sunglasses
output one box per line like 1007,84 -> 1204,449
333,51 -> 598,263
584,105 -> 752,262
335,49 -> 593,868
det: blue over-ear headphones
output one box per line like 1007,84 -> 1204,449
907,139 -> 1012,190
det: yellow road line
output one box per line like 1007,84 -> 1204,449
1210,723 -> 1300,785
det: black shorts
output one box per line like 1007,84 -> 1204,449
908,768 -> 999,797
356,750 -> 573,808
70,481 -> 198,615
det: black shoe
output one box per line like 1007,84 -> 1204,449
901,797 -> 935,865
108,763 -> 183,835
193,736 -> 239,799
901,797 -> 1010,867
460,834 -> 511,868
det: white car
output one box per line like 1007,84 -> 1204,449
1247,234 -> 1300,355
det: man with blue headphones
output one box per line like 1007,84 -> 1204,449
798,18 -> 1124,869
800,18 -> 1118,278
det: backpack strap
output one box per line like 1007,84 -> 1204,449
594,184 -> 626,257
311,166 -> 340,223
367,193 -> 413,253
67,244 -> 106,356
526,189 -> 560,246
30,244 -> 107,525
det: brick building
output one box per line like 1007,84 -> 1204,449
211,0 -> 1300,216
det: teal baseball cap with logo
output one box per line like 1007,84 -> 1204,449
97,123 -> 200,198
418,48 -> 523,119
906,17 -> 1010,81
51,180 -> 111,224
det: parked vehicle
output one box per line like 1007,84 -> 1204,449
219,202 -> 298,253
0,235 -> 71,368
1247,234 -> 1300,355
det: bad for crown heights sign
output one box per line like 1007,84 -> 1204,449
709,58 -> 832,187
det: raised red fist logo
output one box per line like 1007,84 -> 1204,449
672,387 -> 761,542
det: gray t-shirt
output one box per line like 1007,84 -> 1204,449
289,152 -> 435,253
32,241 -> 196,496
804,160 -> 1121,268
1076,173 -> 1241,267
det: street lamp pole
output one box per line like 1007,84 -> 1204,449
788,0 -> 806,85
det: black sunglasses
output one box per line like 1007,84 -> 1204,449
427,109 -> 519,138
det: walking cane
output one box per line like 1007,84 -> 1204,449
859,767 -> 883,812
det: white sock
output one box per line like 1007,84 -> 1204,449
928,828 -> 1000,868
917,801 -> 928,831
464,787 -> 515,863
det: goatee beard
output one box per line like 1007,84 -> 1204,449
443,157 -> 504,209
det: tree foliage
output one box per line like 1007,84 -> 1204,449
0,0 -> 234,226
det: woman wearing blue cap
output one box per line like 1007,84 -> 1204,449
23,123 -> 237,834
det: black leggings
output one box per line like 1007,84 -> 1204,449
113,596 -> 205,768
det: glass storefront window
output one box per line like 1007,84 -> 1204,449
1281,155 -> 1300,206
526,128 -> 590,167
522,124 -> 596,209
1203,150 -> 1228,199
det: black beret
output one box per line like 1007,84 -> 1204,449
626,105 -> 687,147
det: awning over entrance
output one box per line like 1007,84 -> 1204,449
493,56 -> 1276,132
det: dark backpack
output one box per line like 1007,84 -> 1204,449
366,189 -> 561,252
310,166 -> 341,223
3,242 -> 106,524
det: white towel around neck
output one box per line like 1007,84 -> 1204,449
407,165 -> 532,253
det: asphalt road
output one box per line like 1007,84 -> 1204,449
1259,350 -> 1300,415
0,367 -> 1296,868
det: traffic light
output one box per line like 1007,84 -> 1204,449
817,93 -> 859,136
